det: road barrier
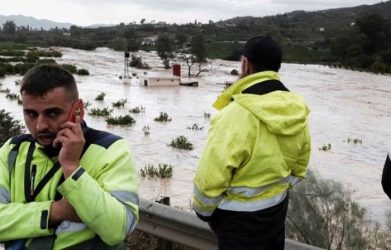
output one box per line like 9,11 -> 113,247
136,198 -> 324,250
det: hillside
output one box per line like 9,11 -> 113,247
0,1 -> 390,72
0,15 -> 73,30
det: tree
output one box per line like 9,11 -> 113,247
190,34 -> 207,63
356,13 -> 389,53
0,109 -> 23,147
179,34 -> 209,77
3,20 -> 16,35
286,171 -> 390,249
174,33 -> 187,48
156,33 -> 175,69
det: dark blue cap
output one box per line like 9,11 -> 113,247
242,36 -> 282,72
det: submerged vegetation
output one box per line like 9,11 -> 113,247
129,106 -> 146,114
168,136 -> 193,150
319,143 -> 331,151
88,107 -> 112,117
139,164 -> 174,178
94,92 -> 106,101
154,112 -> 172,122
106,115 -> 135,125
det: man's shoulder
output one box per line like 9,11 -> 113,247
84,128 -> 123,149
9,134 -> 34,145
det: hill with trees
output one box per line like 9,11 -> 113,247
0,1 -> 391,73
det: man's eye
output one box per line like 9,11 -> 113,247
48,111 -> 60,118
25,112 -> 37,118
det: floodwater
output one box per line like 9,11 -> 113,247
1,47 -> 390,224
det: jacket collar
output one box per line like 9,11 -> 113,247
213,71 -> 280,110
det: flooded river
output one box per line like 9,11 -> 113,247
1,47 -> 390,223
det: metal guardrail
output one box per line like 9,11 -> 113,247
137,198 -> 324,250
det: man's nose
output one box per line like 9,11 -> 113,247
36,115 -> 49,131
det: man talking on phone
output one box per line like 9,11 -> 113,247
0,64 -> 139,249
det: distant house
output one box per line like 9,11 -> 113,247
139,72 -> 180,87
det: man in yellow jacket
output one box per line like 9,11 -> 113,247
193,36 -> 311,249
0,65 -> 138,249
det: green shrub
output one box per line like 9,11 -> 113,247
168,136 -> 193,150
129,55 -> 150,69
154,112 -> 172,122
62,64 -> 77,73
319,143 -> 331,151
346,137 -> 363,144
129,106 -> 145,114
0,87 -> 11,94
142,125 -> 150,136
139,164 -> 173,178
25,52 -> 39,63
94,92 -> 106,101
14,63 -> 34,75
88,107 -> 112,117
77,68 -> 90,75
0,109 -> 23,146
187,123 -> 203,130
0,66 -> 6,77
112,98 -> 127,108
6,93 -> 19,100
0,62 -> 14,74
36,59 -> 56,65
106,115 -> 135,125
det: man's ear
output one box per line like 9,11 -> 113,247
241,56 -> 253,75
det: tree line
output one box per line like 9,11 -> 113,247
1,10 -> 390,74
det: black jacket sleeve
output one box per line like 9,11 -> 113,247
381,153 -> 391,200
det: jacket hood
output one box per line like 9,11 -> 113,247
233,91 -> 310,135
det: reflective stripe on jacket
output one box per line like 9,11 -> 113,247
0,126 -> 139,249
193,71 -> 311,218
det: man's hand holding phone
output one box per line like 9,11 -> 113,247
53,100 -> 85,178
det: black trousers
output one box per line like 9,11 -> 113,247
210,196 -> 288,250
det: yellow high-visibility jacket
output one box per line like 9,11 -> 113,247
0,125 -> 139,249
193,71 -> 311,218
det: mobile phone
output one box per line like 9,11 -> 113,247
66,99 -> 84,122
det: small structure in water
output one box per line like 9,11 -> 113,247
140,64 -> 198,87
140,72 -> 181,87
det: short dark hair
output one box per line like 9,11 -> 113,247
20,64 -> 78,100
242,36 -> 282,72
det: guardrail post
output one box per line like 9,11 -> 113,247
156,196 -> 173,250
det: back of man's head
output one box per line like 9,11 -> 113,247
242,36 -> 282,72
20,64 -> 78,100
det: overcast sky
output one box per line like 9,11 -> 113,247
1,0 -> 384,26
